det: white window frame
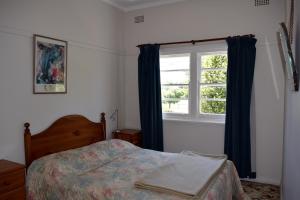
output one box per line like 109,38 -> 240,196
160,52 -> 191,119
160,42 -> 227,123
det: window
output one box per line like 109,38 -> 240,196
199,53 -> 227,115
160,44 -> 228,122
160,54 -> 190,114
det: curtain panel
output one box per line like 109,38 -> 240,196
138,44 -> 164,151
224,36 -> 257,178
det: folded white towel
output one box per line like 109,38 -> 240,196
135,152 -> 227,199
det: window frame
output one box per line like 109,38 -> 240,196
160,52 -> 191,118
197,51 -> 227,121
160,42 -> 227,123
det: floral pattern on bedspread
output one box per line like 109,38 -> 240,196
27,139 -> 249,200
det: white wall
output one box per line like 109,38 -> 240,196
282,0 -> 300,199
0,0 -> 124,163
0,0 -> 286,185
121,0 -> 285,185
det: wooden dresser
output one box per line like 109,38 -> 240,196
0,160 -> 25,200
113,129 -> 142,147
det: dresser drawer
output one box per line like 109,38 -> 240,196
115,133 -> 131,141
131,135 -> 141,145
113,129 -> 142,147
0,169 -> 25,194
131,140 -> 140,146
0,186 -> 25,200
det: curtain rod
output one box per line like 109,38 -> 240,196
136,34 -> 255,47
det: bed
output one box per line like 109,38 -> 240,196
24,113 -> 249,200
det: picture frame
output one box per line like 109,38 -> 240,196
278,23 -> 299,91
33,34 -> 68,94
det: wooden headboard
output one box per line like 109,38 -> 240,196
24,113 -> 106,168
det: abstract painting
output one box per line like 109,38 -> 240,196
34,35 -> 67,93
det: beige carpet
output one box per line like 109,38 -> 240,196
241,181 -> 280,200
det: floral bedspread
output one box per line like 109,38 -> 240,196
27,139 -> 249,200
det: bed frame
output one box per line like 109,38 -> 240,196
24,113 -> 106,168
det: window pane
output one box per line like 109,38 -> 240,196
200,86 -> 226,99
161,70 -> 189,84
200,100 -> 226,114
161,85 -> 189,114
199,53 -> 227,115
201,54 -> 227,69
160,53 -> 190,71
160,53 -> 190,114
201,70 -> 227,84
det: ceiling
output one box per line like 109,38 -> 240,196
102,0 -> 186,12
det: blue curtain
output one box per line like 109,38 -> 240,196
224,36 -> 257,178
138,44 -> 164,151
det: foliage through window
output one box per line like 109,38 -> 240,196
160,54 -> 190,114
200,54 -> 227,114
160,46 -> 227,121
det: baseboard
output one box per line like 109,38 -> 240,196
241,177 -> 281,186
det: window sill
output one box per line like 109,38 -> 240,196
163,117 -> 225,125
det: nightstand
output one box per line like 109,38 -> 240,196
113,129 -> 142,147
0,160 -> 26,200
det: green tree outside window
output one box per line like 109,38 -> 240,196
200,55 -> 227,114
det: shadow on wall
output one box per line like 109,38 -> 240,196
266,36 -> 280,99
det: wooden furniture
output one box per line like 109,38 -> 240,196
113,129 -> 142,147
24,113 -> 106,168
0,160 -> 25,200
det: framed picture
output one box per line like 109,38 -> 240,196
279,23 -> 299,91
33,34 -> 67,93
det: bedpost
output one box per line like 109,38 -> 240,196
101,113 -> 106,139
24,123 -> 32,168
